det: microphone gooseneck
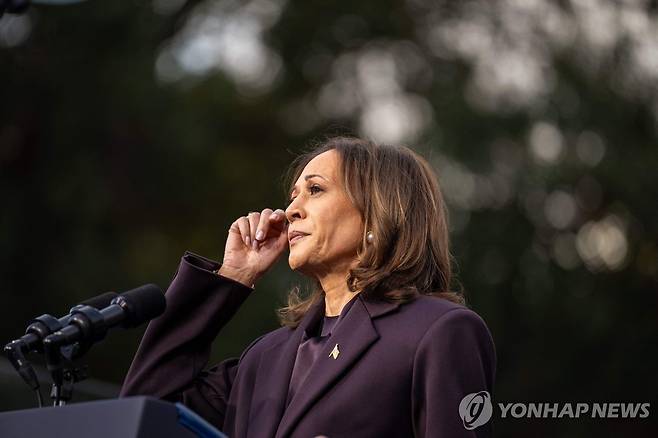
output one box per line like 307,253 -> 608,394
4,285 -> 165,407
4,291 -> 119,397
42,284 -> 165,402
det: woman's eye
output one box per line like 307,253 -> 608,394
287,185 -> 322,205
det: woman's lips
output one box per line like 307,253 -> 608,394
290,235 -> 307,245
288,230 -> 310,246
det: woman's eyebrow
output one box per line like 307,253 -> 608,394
303,174 -> 328,182
290,174 -> 329,198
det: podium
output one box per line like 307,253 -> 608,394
0,396 -> 227,438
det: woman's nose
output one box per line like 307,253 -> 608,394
285,198 -> 304,222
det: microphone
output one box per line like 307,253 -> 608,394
18,292 -> 118,354
45,284 -> 165,346
42,284 -> 165,387
4,292 -> 118,391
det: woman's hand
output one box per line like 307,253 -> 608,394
218,208 -> 289,287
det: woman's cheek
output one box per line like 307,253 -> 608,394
289,240 -> 312,268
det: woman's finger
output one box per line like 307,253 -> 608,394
269,208 -> 287,231
269,208 -> 286,222
247,212 -> 260,249
236,216 -> 251,246
256,208 -> 274,242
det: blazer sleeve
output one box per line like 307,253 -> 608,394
119,251 -> 255,429
411,307 -> 496,438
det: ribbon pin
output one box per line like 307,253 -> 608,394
329,343 -> 340,360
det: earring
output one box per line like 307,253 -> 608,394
366,231 -> 374,244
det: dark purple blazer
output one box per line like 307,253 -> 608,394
120,252 -> 496,437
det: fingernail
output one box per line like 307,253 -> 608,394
271,213 -> 278,220
256,230 -> 264,241
252,239 -> 258,250
245,236 -> 250,246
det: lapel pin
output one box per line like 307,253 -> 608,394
329,343 -> 340,360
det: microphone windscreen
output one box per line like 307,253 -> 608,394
80,292 -> 118,310
115,284 -> 166,328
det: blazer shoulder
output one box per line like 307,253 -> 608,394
391,295 -> 492,341
239,325 -> 294,362
401,294 -> 473,322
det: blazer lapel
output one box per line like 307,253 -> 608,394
248,298 -> 324,438
274,295 -> 400,438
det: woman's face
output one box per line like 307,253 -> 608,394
285,149 -> 364,277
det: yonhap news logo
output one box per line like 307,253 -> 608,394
459,391 -> 493,430
458,392 -> 651,430
498,402 -> 651,419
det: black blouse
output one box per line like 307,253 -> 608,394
285,294 -> 359,406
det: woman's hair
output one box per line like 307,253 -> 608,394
277,136 -> 464,328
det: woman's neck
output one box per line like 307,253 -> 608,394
318,271 -> 359,317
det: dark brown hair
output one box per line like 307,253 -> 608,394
277,136 -> 464,327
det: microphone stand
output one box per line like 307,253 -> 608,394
4,311 -> 91,406
5,335 -> 90,406
4,340 -> 42,406
44,338 -> 91,406
6,285 -> 164,406
48,358 -> 88,406
43,304 -> 109,405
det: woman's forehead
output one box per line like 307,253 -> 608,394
298,149 -> 339,181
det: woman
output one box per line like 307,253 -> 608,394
120,137 -> 496,437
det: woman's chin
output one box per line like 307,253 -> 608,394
288,254 -> 313,276
288,254 -> 304,271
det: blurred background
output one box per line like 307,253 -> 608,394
1,0 -> 657,436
